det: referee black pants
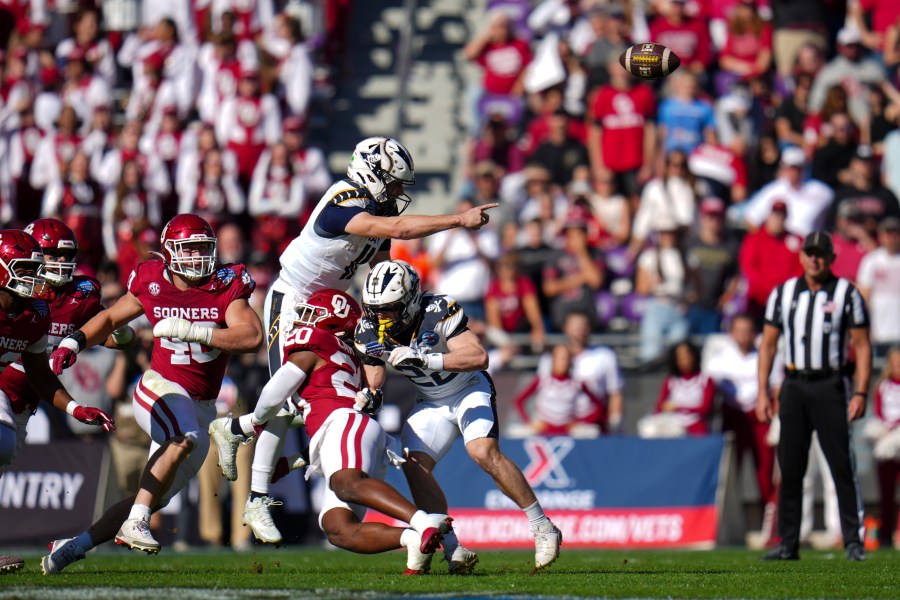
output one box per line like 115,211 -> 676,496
777,376 -> 864,552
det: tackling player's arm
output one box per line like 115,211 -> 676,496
254,349 -> 323,424
388,329 -> 488,372
22,348 -> 115,431
345,204 -> 497,240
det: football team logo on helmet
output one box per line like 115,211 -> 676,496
160,214 -> 217,281
0,230 -> 47,299
23,218 -> 78,286
294,289 -> 362,338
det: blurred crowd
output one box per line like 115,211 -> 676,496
433,0 -> 900,369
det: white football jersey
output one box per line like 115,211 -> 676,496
355,294 -> 488,400
278,179 -> 387,293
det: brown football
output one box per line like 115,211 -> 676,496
619,43 -> 681,80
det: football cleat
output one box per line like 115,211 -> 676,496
41,539 -> 85,575
0,555 -> 24,574
446,544 -> 479,575
412,513 -> 452,554
115,517 -> 160,554
532,522 -> 562,573
208,416 -> 251,481
402,531 -> 434,576
243,496 -> 284,544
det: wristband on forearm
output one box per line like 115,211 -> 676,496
69,330 -> 87,352
65,400 -> 81,416
425,353 -> 444,371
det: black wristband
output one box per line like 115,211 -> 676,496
70,330 -> 87,352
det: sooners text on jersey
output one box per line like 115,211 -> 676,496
0,276 -> 103,413
282,324 -> 361,438
0,298 -> 51,413
128,260 -> 255,400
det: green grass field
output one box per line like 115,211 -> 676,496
2,547 -> 900,599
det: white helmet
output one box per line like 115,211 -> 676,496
347,137 -> 415,210
362,260 -> 422,337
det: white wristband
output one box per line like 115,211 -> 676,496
66,401 -> 80,416
425,353 -> 444,371
59,337 -> 81,355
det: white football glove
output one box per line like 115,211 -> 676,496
153,317 -> 213,345
388,345 -> 427,369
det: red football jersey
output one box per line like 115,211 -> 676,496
282,325 -> 361,438
0,297 -> 52,413
0,276 -> 103,413
128,260 -> 255,400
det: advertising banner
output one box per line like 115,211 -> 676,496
0,440 -> 110,546
366,435 -> 725,548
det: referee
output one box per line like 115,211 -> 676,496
755,230 -> 871,562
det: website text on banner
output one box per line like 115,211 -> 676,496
366,435 -> 725,549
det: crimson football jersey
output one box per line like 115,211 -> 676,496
282,325 -> 361,438
0,276 -> 103,413
128,260 -> 255,400
0,298 -> 51,413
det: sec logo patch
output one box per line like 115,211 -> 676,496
149,282 -> 160,296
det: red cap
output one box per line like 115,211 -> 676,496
771,199 -> 788,214
699,197 -> 725,216
68,46 -> 88,63
17,20 -> 46,35
283,116 -> 305,132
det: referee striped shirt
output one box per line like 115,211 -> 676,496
764,274 -> 868,371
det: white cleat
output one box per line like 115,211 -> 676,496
533,522 -> 562,573
446,544 -> 479,575
402,531 -> 434,575
412,513 -> 452,554
41,539 -> 85,575
208,416 -> 250,481
115,517 -> 160,554
243,496 -> 284,544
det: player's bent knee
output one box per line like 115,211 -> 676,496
466,437 -> 500,469
165,435 -> 196,459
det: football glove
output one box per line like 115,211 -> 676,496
388,346 -> 427,369
153,317 -> 213,345
355,388 -> 384,416
50,338 -> 81,375
72,406 -> 116,432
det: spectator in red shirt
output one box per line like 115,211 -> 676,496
469,113 -> 524,179
588,56 -> 657,205
464,10 -> 532,97
716,0 -> 773,96
649,0 -> 713,75
851,0 -> 900,51
737,200 -> 804,319
484,252 -> 546,354
830,203 -> 878,281
521,87 -> 587,159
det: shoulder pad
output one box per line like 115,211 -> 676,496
327,180 -> 373,207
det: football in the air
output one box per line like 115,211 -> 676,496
619,43 -> 681,80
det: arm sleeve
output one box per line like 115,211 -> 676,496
317,203 -> 367,236
253,360 -> 307,424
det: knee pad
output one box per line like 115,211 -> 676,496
0,423 -> 17,467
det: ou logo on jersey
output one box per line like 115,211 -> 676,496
523,437 -> 575,489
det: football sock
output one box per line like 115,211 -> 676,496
128,504 -> 151,523
249,491 -> 267,502
250,463 -> 273,496
524,501 -> 551,530
441,529 -> 460,556
400,528 -> 417,549
74,531 -> 94,553
409,510 -> 430,533
230,419 -> 244,436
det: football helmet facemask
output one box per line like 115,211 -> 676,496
294,289 -> 362,338
24,218 -> 78,286
347,137 -> 415,213
160,214 -> 217,281
0,230 -> 47,299
362,260 -> 422,341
